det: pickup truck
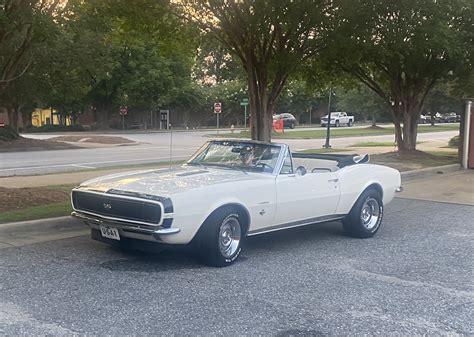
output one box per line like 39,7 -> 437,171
321,112 -> 354,127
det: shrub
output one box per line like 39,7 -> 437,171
448,135 -> 459,148
26,124 -> 85,133
0,125 -> 20,141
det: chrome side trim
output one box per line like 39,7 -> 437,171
247,214 -> 346,236
71,189 -> 165,226
71,211 -> 180,235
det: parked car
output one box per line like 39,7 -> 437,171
418,114 -> 428,124
441,112 -> 460,123
273,113 -> 296,129
71,140 -> 402,267
321,112 -> 354,127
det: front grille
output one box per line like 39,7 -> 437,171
72,190 -> 162,225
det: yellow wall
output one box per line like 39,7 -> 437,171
32,109 -> 71,127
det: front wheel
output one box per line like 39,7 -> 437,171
195,208 -> 244,267
348,120 -> 353,127
335,120 -> 340,127
290,122 -> 295,129
342,189 -> 383,238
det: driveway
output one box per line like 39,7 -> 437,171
0,197 -> 472,335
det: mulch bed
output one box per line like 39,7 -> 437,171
0,137 -> 78,152
0,186 -> 70,212
49,135 -> 135,144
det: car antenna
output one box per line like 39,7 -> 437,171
169,123 -> 173,170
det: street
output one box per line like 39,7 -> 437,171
1,197 -> 472,335
0,129 -> 458,176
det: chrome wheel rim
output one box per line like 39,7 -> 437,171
218,216 -> 241,258
360,197 -> 380,230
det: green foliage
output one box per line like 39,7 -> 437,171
448,135 -> 460,148
0,125 -> 20,141
25,125 -> 85,133
320,0 -> 472,150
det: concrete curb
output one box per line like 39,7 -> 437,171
401,163 -> 462,182
0,216 -> 88,248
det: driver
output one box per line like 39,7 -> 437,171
240,147 -> 256,167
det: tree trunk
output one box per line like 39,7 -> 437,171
6,106 -> 19,131
371,112 -> 376,127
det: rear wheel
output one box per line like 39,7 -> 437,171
290,122 -> 295,129
342,189 -> 383,238
195,207 -> 244,267
335,120 -> 340,127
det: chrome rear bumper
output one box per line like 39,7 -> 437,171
71,211 -> 180,236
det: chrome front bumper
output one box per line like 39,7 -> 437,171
71,211 -> 180,237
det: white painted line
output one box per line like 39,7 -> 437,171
71,164 -> 96,169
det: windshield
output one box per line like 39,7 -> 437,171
188,141 -> 281,173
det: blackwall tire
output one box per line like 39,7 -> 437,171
342,189 -> 383,238
195,207 -> 244,267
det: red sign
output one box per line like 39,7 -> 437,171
214,102 -> 222,114
119,106 -> 128,116
273,118 -> 284,133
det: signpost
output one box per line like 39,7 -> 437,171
119,106 -> 128,130
240,98 -> 249,129
214,102 -> 221,134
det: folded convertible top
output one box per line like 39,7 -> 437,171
292,153 -> 370,168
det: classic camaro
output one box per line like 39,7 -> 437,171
71,140 -> 402,266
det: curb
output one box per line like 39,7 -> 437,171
401,163 -> 462,182
0,215 -> 88,248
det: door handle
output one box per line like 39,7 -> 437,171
328,178 -> 339,182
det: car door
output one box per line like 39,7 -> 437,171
274,150 -> 341,226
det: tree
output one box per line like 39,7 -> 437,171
323,0 -> 472,151
0,0 -> 60,95
183,0 -> 329,141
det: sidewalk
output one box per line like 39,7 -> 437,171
397,170 -> 474,205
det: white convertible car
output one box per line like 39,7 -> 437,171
71,140 -> 401,266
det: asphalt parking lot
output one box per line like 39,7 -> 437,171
0,197 -> 473,336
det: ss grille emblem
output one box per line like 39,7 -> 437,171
103,203 -> 112,210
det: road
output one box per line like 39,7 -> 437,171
0,197 -> 472,335
0,128 -> 458,176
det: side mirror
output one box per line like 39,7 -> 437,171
295,166 -> 307,176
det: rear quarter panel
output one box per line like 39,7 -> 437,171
335,164 -> 401,215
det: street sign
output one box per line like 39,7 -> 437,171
240,98 -> 249,106
119,106 -> 128,116
214,102 -> 222,114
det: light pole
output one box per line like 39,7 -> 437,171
323,88 -> 333,148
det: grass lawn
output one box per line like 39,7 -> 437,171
297,148 -> 351,154
350,141 -> 424,147
214,124 -> 459,139
0,201 -> 72,224
0,184 -> 74,224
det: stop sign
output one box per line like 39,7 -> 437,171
214,102 -> 222,114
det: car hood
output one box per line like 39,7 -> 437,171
76,165 -> 263,197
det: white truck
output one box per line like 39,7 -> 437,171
321,112 -> 354,127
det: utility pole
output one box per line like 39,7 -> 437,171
324,88 -> 332,148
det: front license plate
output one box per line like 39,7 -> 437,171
100,226 -> 120,241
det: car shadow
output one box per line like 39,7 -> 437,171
98,221 -> 349,271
